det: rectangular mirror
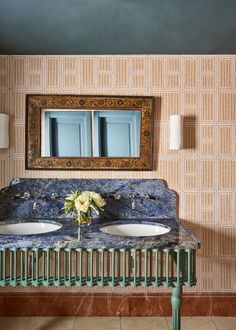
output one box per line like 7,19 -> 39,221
26,95 -> 154,170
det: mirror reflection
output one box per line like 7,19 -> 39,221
41,110 -> 141,157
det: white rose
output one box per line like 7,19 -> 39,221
74,194 -> 90,213
89,192 -> 106,208
82,191 -> 91,198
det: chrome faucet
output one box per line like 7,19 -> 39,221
129,194 -> 136,210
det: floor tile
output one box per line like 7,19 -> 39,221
121,317 -> 168,330
166,316 -> 217,330
73,317 -> 120,330
25,316 -> 75,330
212,317 -> 236,330
0,317 -> 29,330
1,316 -> 235,330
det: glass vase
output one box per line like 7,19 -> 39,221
77,210 -> 92,240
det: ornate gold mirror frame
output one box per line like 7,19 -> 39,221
26,95 -> 154,170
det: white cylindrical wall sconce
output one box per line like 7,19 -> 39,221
169,115 -> 183,150
0,113 -> 9,148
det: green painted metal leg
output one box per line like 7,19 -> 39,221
171,286 -> 182,330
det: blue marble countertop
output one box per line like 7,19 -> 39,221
0,217 -> 200,250
0,178 -> 200,250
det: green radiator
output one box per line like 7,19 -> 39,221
0,247 -> 196,288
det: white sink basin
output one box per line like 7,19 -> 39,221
0,222 -> 62,235
99,223 -> 170,237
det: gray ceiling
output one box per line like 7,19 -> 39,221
0,0 -> 236,54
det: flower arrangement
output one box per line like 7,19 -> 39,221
64,190 -> 106,225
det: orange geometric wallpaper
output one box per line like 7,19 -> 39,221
0,55 -> 235,293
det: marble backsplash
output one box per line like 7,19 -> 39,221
0,178 -> 177,220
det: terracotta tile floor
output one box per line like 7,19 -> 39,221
0,316 -> 235,330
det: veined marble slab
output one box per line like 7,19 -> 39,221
0,179 -> 200,249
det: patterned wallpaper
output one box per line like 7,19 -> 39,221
0,55 -> 235,293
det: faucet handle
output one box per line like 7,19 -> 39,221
128,193 -> 135,198
21,191 -> 31,200
142,193 -> 150,199
106,193 -> 121,200
51,192 -> 59,200
114,193 -> 121,200
142,193 -> 160,201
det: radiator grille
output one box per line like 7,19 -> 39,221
0,248 -> 196,288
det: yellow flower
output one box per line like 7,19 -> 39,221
81,191 -> 91,198
74,194 -> 90,213
89,192 -> 106,208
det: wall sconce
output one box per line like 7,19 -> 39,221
169,115 -> 183,150
0,113 -> 9,148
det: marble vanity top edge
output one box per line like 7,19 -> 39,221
0,216 -> 200,250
